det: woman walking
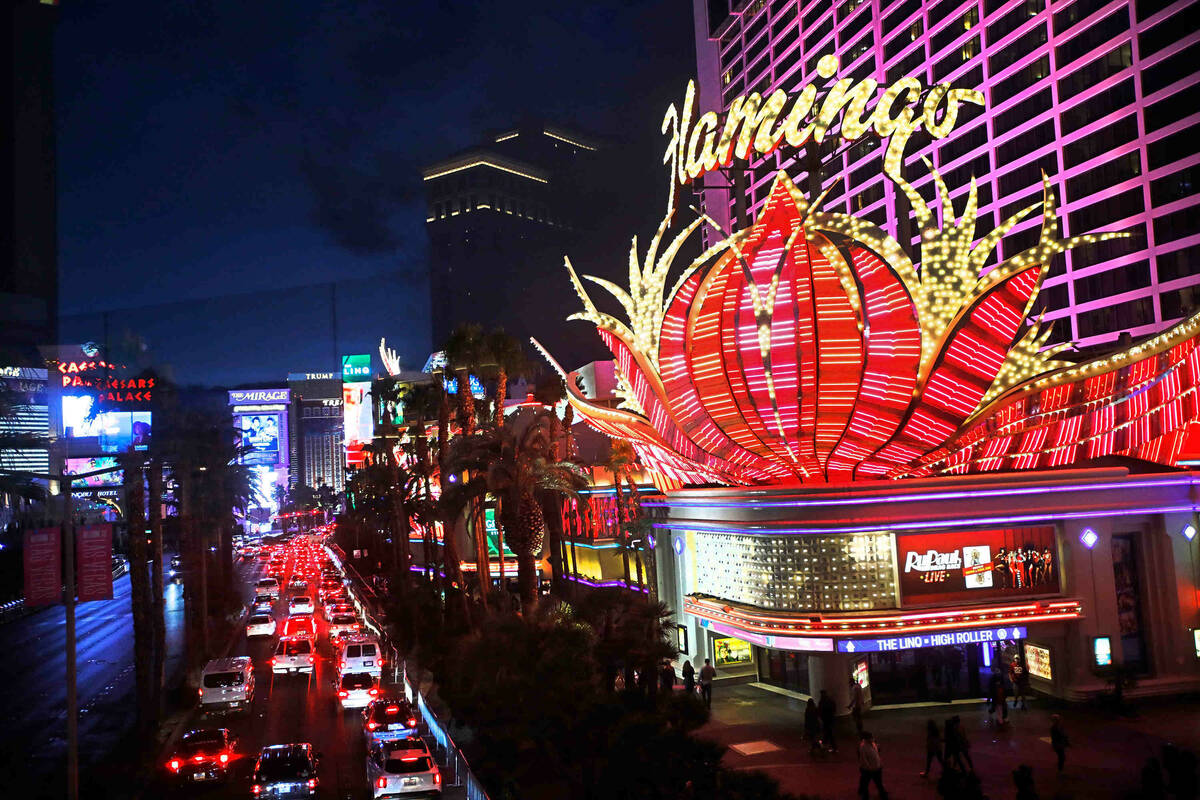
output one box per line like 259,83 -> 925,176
1050,714 -> 1069,772
682,660 -> 695,695
921,719 -> 944,778
805,698 -> 822,755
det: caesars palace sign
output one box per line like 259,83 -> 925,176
661,54 -> 984,210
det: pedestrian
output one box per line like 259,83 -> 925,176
699,658 -> 716,708
946,715 -> 974,772
1012,763 -> 1038,800
682,659 -> 696,694
660,660 -> 676,694
857,731 -> 889,799
1010,657 -> 1029,710
848,676 -> 865,735
819,689 -> 838,753
1050,714 -> 1069,772
990,672 -> 1009,724
921,719 -> 943,778
805,698 -> 822,755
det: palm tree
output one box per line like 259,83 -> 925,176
482,328 -> 530,428
605,440 -> 638,590
445,323 -> 487,437
160,410 -> 261,673
449,415 -> 590,607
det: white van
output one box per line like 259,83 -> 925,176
337,635 -> 383,677
199,657 -> 255,714
254,577 -> 280,599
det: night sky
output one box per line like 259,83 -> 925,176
55,0 -> 695,386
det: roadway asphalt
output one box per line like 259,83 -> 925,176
148,542 -> 463,800
0,560 -> 185,798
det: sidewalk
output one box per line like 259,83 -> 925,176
697,682 -> 1197,799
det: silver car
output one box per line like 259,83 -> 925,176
271,637 -> 314,674
365,738 -> 441,798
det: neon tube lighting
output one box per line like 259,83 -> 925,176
644,476 -> 1199,510
565,575 -> 649,592
423,160 -> 547,184
654,504 -> 1198,535
542,129 -> 596,150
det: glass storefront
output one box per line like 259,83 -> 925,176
758,648 -> 811,694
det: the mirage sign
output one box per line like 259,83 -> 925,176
896,527 -> 1060,606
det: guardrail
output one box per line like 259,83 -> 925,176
324,543 -> 490,800
402,662 -> 491,800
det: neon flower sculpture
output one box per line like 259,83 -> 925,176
536,168 -> 1200,489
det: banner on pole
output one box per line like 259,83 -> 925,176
23,527 -> 61,606
76,524 -> 114,602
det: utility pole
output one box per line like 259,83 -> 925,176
63,481 -> 78,800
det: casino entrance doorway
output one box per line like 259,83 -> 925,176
863,636 -> 1025,706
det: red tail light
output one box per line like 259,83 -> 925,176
167,759 -> 181,771
407,717 -> 416,727
376,777 -> 388,789
338,690 -> 348,698
369,688 -> 379,696
252,784 -> 261,795
367,721 -> 378,731
307,778 -> 317,789
193,755 -> 205,762
270,657 -> 276,666
308,655 -> 315,664
434,772 -> 442,786
197,688 -> 203,697
218,753 -> 230,764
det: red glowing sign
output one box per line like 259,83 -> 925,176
76,524 -> 114,602
545,168 -> 1200,489
57,360 -> 155,405
896,527 -> 1059,606
23,528 -> 61,606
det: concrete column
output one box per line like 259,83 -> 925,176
808,652 -> 853,715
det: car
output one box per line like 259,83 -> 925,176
336,672 -> 380,710
255,577 -> 280,599
251,598 -> 275,616
288,595 -> 315,615
272,637 -> 315,674
169,555 -> 183,583
199,657 -> 255,714
166,727 -> 237,784
362,697 -> 418,745
328,613 -> 360,639
366,737 -> 442,798
321,600 -> 352,621
282,614 -> 316,639
246,614 -> 276,638
338,636 -> 383,677
288,576 -> 308,591
251,743 -> 320,798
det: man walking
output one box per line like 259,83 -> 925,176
818,689 -> 838,753
848,676 -> 865,735
1050,714 -> 1069,772
699,658 -> 716,708
857,731 -> 889,799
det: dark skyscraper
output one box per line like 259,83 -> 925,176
3,0 -> 58,362
423,122 -> 614,366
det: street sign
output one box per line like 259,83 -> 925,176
836,626 -> 1028,654
24,528 -> 61,606
76,524 -> 113,602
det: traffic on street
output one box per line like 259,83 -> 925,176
149,535 -> 452,799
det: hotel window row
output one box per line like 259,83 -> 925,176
697,0 -> 1200,350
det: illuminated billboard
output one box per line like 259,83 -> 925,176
896,527 -> 1059,606
236,413 -> 281,466
342,355 -> 373,468
62,395 -> 151,452
64,457 -> 122,488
